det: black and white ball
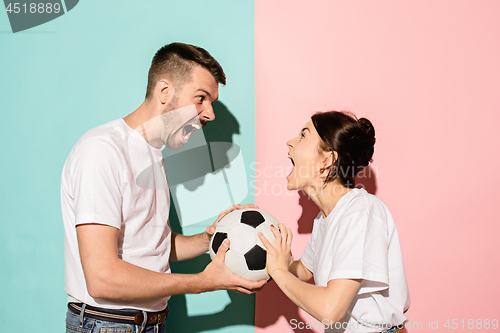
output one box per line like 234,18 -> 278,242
209,208 -> 279,281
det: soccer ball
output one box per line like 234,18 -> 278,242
209,208 -> 280,281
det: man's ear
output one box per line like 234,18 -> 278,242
156,79 -> 175,105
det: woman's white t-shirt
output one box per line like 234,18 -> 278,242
300,188 -> 410,333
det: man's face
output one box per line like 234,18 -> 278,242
161,65 -> 219,150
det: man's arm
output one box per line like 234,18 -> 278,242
169,204 -> 258,262
77,223 -> 266,301
169,231 -> 210,262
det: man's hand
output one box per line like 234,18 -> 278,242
205,203 -> 259,237
200,237 -> 267,294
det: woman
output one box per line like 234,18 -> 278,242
259,111 -> 410,333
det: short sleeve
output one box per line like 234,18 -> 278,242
328,210 -> 389,294
300,212 -> 322,273
71,138 -> 123,229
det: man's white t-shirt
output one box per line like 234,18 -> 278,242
301,188 -> 410,333
61,118 -> 171,312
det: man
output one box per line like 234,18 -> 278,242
61,43 -> 266,332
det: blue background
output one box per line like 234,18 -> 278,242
0,1 -> 256,332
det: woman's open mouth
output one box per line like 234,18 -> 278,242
287,153 -> 295,177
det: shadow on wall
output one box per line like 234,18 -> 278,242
255,165 -> 378,332
165,101 -> 256,332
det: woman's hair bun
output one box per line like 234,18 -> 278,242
358,118 -> 376,145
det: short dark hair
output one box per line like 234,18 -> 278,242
145,42 -> 226,99
311,111 -> 376,188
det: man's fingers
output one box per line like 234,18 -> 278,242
239,203 -> 259,210
215,239 -> 230,262
234,277 -> 267,292
214,203 -> 259,225
206,225 -> 215,236
235,288 -> 250,295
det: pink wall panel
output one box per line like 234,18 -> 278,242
255,1 -> 500,332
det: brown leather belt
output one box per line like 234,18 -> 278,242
68,302 -> 168,326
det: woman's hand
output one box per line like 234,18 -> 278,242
258,223 -> 293,277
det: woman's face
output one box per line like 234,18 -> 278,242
286,120 -> 330,191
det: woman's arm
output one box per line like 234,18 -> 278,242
259,224 -> 361,323
273,269 -> 361,322
289,259 -> 313,281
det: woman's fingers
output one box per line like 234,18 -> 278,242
258,232 -> 272,250
270,224 -> 282,246
286,227 -> 293,247
262,223 -> 293,252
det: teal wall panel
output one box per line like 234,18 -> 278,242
0,1 -> 256,332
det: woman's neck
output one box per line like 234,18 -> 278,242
304,181 -> 352,218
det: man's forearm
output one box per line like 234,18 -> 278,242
169,232 -> 210,262
86,257 -> 214,301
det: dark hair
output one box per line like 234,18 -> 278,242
145,42 -> 226,99
311,111 -> 375,188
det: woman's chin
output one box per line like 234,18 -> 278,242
286,178 -> 299,191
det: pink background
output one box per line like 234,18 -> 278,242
254,1 -> 500,332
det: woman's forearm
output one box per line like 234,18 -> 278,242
271,268 -> 361,323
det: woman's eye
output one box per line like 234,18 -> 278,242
300,132 -> 305,139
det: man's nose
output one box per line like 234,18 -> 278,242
199,103 -> 215,122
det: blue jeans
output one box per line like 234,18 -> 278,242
66,309 -> 166,333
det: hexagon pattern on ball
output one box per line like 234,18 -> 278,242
227,224 -> 256,254
209,208 -> 280,281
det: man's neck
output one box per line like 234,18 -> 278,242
123,101 -> 164,148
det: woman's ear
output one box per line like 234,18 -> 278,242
322,151 -> 337,170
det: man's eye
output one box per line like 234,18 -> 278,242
197,96 -> 205,103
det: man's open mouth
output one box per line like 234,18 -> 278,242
181,123 -> 201,141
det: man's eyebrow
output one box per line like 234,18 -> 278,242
195,89 -> 211,98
